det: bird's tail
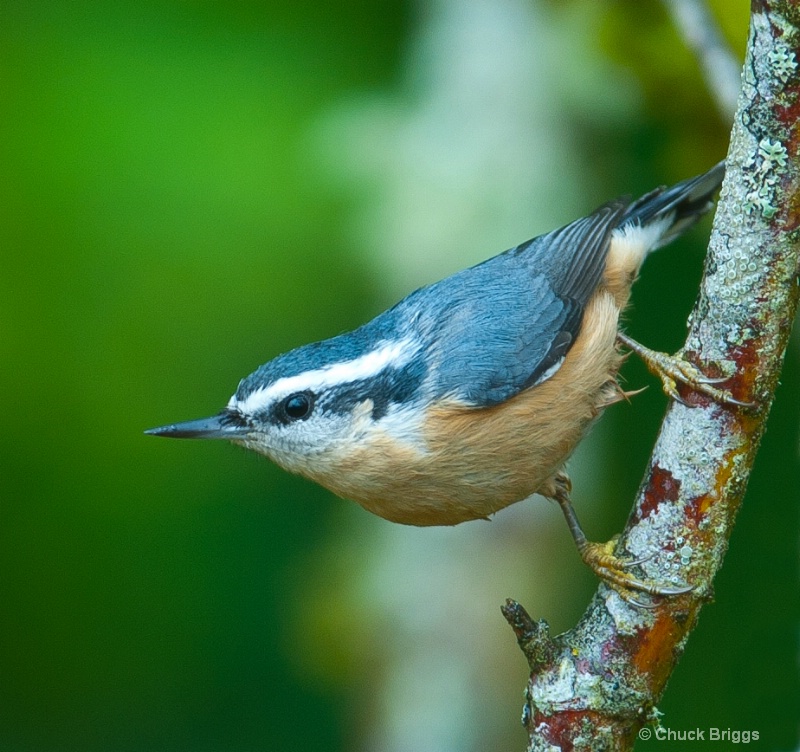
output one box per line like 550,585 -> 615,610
619,160 -> 725,251
602,162 -> 725,307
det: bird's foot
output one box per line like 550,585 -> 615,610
617,332 -> 754,408
551,473 -> 691,604
578,537 -> 692,601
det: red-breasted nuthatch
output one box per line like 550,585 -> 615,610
148,162 -> 732,595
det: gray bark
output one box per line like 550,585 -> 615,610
505,3 -> 800,750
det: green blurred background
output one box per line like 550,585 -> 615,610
1,1 -> 797,751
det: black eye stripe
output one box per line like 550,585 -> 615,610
315,358 -> 427,419
260,359 -> 427,426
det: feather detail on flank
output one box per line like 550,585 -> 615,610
602,218 -> 673,307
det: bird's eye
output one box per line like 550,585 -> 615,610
282,392 -> 314,421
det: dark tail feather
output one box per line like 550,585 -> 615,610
622,161 -> 725,249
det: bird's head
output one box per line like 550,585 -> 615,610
146,333 -> 428,478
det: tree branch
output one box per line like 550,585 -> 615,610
506,3 -> 800,750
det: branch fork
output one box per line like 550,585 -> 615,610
507,4 -> 800,750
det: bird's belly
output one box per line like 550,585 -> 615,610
309,291 -> 622,527
318,385 -> 611,526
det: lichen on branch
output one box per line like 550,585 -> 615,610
508,4 -> 800,751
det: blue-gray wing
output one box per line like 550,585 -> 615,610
413,203 -> 625,407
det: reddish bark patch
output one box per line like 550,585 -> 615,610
532,710 -> 605,752
686,493 -> 714,524
783,186 -> 800,233
728,341 -> 760,403
639,465 -> 681,520
625,603 -> 701,695
631,612 -> 683,690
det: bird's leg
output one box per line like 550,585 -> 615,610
550,473 -> 691,598
616,332 -> 753,408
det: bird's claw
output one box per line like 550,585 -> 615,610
693,374 -> 731,385
617,333 -> 756,409
579,539 -> 693,598
552,475 -> 692,603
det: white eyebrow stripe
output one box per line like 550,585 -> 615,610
233,337 -> 418,414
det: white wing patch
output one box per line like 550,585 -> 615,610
531,356 -> 565,387
231,337 -> 418,414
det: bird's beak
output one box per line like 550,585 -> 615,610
144,411 -> 250,440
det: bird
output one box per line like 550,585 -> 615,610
147,162 -> 734,596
